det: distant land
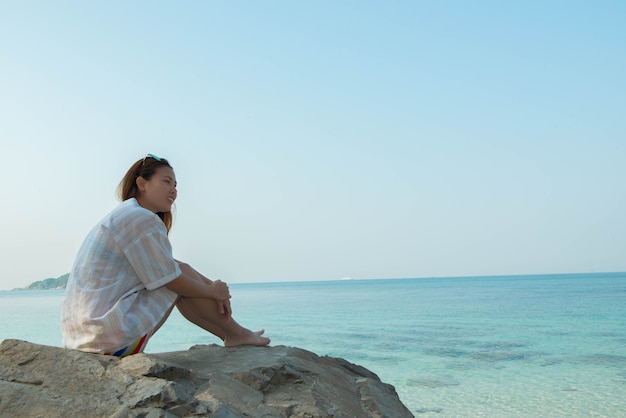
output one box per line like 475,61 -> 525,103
17,273 -> 69,291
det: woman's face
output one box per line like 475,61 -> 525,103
136,166 -> 177,213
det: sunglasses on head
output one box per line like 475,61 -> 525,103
142,153 -> 162,165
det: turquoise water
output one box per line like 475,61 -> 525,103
2,273 -> 625,417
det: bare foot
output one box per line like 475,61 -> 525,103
224,329 -> 270,347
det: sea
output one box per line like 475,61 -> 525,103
2,272 -> 625,417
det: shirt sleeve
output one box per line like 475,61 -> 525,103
122,224 -> 182,290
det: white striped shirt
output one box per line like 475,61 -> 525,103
62,198 -> 181,353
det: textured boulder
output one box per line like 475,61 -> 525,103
0,339 -> 413,417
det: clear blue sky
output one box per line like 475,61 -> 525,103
1,1 -> 624,290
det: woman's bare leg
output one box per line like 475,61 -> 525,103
177,297 -> 269,346
175,262 -> 270,347
154,298 -> 179,334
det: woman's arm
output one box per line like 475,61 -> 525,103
165,262 -> 232,322
165,274 -> 230,300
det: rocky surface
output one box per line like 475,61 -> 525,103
0,339 -> 414,417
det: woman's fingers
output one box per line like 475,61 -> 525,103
223,299 -> 232,322
211,280 -> 231,300
217,299 -> 232,323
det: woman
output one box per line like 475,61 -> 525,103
62,154 -> 270,357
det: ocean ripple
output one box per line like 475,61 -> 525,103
573,354 -> 626,367
467,350 -> 541,362
407,376 -> 460,388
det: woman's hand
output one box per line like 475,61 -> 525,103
167,263 -> 233,322
217,298 -> 232,323
210,279 -> 231,300
212,280 -> 232,322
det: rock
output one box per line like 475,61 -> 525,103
0,340 -> 414,417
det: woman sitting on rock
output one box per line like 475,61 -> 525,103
62,154 -> 270,357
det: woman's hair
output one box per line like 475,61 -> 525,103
117,155 -> 174,233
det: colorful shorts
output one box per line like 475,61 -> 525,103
104,331 -> 152,358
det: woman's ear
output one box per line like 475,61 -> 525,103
135,176 -> 147,192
